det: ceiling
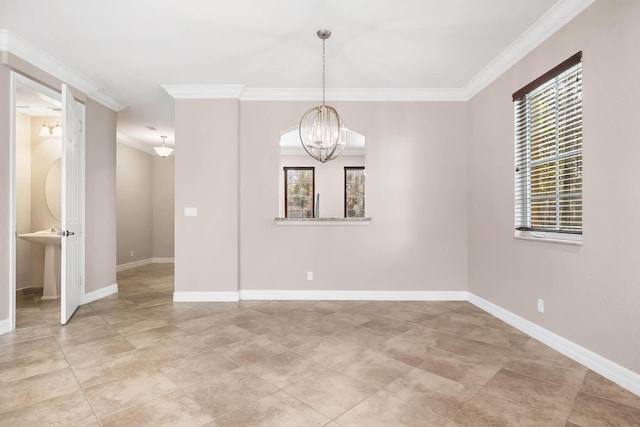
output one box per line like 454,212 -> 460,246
0,0 -> 590,150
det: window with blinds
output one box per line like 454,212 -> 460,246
345,167 -> 365,218
514,52 -> 583,241
284,167 -> 315,218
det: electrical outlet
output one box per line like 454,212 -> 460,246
307,272 -> 313,281
537,298 -> 544,313
130,250 -> 134,257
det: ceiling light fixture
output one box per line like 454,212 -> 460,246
299,29 -> 346,163
154,135 -> 174,157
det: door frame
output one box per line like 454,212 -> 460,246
8,72 -> 86,329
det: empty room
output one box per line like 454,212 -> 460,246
0,0 -> 639,425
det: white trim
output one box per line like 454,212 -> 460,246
463,0 -> 595,99
116,258 -> 152,272
173,291 -> 239,302
239,290 -> 468,301
0,318 -> 11,335
117,133 -> 155,155
468,293 -> 640,397
162,85 -> 245,99
0,30 -> 126,112
81,283 -> 118,305
8,72 -> 17,333
152,257 -> 174,264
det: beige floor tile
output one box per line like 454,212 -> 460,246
71,349 -> 154,388
503,355 -> 587,389
417,346 -> 503,387
0,367 -> 81,412
112,317 -> 171,336
62,335 -> 135,364
217,391 -> 329,427
53,315 -> 119,347
580,370 -> 640,409
198,324 -> 258,350
453,391 -> 565,426
101,390 -> 214,427
84,368 -> 178,418
125,325 -> 191,349
0,350 -> 68,382
482,368 -> 580,420
136,334 -> 211,364
332,325 -> 393,349
463,325 -> 531,350
182,368 -> 278,418
159,351 -> 240,389
334,350 -> 412,389
568,391 -> 640,426
0,390 -> 99,426
293,336 -> 363,367
0,324 -> 54,347
0,336 -> 61,363
262,325 -> 328,348
244,351 -> 324,388
381,367 -> 478,419
335,391 -> 451,427
283,369 -> 377,418
220,335 -> 289,366
361,317 -> 411,335
375,333 -> 438,366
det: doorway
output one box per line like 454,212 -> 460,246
9,73 -> 86,329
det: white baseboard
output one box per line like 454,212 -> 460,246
116,259 -> 152,272
468,293 -> 640,397
0,318 -> 11,335
117,258 -> 174,272
239,290 -> 468,301
173,291 -> 239,302
152,257 -> 174,264
82,283 -> 118,304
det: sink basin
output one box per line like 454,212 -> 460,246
18,230 -> 61,299
18,230 -> 61,246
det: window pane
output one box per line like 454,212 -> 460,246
345,167 -> 365,218
285,168 -> 314,218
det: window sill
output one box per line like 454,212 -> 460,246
275,217 -> 371,226
514,231 -> 582,245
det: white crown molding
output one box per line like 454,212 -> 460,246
116,133 -> 155,155
162,84 -> 246,99
82,283 -> 118,305
468,293 -> 640,397
463,0 -> 596,99
0,30 -> 126,112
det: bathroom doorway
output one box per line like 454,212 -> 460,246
10,73 -> 86,329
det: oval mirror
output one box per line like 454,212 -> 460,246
44,158 -> 62,221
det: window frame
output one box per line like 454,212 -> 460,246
284,166 -> 315,219
513,52 -> 583,243
344,166 -> 365,218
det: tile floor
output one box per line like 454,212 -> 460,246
1,264 -> 639,426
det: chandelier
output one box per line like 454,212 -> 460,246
154,135 -> 174,157
299,29 -> 346,163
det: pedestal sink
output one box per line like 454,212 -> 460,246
18,230 -> 61,300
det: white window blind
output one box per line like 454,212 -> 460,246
514,52 -> 583,236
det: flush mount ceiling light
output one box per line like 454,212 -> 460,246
299,29 -> 346,163
39,121 -> 62,137
154,135 -> 174,157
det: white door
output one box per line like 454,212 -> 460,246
61,84 -> 85,324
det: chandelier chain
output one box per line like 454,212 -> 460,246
322,38 -> 326,106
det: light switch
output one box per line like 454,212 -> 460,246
184,207 -> 198,217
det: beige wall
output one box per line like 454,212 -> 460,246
152,155 -> 175,258
117,143 -> 153,265
175,99 -> 239,293
468,0 -> 640,373
0,63 -> 10,319
240,101 -> 469,292
15,113 -> 31,290
85,99 -> 117,293
279,154 -> 365,218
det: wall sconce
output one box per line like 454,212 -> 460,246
39,121 -> 62,137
